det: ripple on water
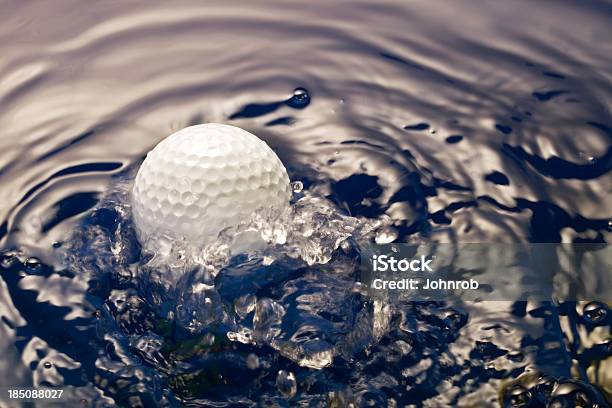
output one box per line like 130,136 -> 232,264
0,0 -> 610,406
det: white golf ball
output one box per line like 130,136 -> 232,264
131,123 -> 291,247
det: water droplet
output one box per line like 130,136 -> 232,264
291,181 -> 304,193
549,380 -> 599,408
0,252 -> 19,268
234,294 -> 257,319
227,329 -> 253,344
442,311 -> 467,331
352,282 -> 366,294
25,257 -> 41,269
286,87 -> 310,109
43,361 -> 53,369
129,333 -> 163,354
276,370 -> 297,398
375,227 -> 398,244
297,346 -> 333,369
502,385 -> 532,407
340,240 -> 351,251
582,301 -> 609,324
253,299 -> 284,342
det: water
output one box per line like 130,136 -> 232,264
0,0 -> 611,406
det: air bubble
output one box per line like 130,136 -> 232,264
352,282 -> 366,294
582,301 -> 609,324
291,181 -> 304,193
26,257 -> 42,269
286,87 -> 310,109
502,385 -> 532,407
0,252 -> 19,268
276,370 -> 297,398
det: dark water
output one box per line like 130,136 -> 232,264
1,0 -> 611,406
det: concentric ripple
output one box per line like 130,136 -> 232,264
0,0 -> 610,406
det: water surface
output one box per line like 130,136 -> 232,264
0,0 -> 611,406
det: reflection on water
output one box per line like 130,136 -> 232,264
0,0 -> 610,406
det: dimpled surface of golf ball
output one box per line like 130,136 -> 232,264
132,123 -> 291,246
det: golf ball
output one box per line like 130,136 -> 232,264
131,123 -> 291,247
